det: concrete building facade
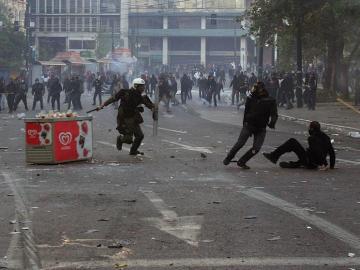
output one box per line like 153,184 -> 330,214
29,0 -> 257,69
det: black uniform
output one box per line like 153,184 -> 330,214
13,80 -> 29,111
92,78 -> 103,105
224,84 -> 278,168
49,79 -> 62,111
32,82 -> 45,110
103,88 -> 154,155
264,122 -> 336,169
6,80 -> 16,113
206,77 -> 218,107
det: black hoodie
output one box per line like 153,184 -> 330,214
307,131 -> 336,168
243,92 -> 278,131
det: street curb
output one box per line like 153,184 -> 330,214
278,114 -> 360,133
337,98 -> 360,115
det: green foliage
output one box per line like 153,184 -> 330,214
0,3 -> 25,69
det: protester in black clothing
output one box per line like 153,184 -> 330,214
63,76 -> 71,104
92,77 -> 103,105
263,121 -> 335,170
230,75 -> 240,105
223,81 -> 278,169
248,73 -> 257,89
0,78 -> 4,111
149,74 -> 157,97
6,79 -> 17,113
198,74 -> 207,99
49,77 -> 62,111
47,74 -> 57,104
206,75 -> 218,107
180,74 -> 192,104
308,73 -> 317,110
281,74 -> 294,109
169,76 -> 179,105
13,78 -> 29,111
32,78 -> 45,110
158,76 -> 171,112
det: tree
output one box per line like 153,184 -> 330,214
0,3 -> 25,69
248,0 -> 360,98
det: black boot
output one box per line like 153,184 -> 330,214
237,148 -> 258,169
263,152 -> 279,164
116,135 -> 123,151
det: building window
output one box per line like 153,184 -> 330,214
47,0 -> 53,14
91,17 -> 97,32
83,40 -> 96,49
91,0 -> 98,13
70,0 -> 76,13
39,0 -> 45,13
69,40 -> 82,49
53,17 -> 59,31
29,0 -> 36,13
54,0 -> 60,13
100,0 -> 120,13
84,1 -> 90,13
70,17 -> 76,31
39,17 -> 45,31
129,16 -> 162,29
61,17 -> 67,31
77,0 -> 83,13
84,17 -> 90,32
168,16 -> 201,29
46,17 -> 52,31
61,0 -> 67,13
77,17 -> 83,32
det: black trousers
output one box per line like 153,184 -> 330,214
7,94 -> 15,112
231,89 -> 239,105
181,90 -> 188,104
272,138 -> 308,166
51,94 -> 60,111
32,96 -> 44,110
307,89 -> 316,110
14,94 -> 28,111
208,90 -> 217,107
93,91 -> 102,105
226,126 -> 266,164
130,124 -> 144,153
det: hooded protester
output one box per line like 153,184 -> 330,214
263,121 -> 336,170
223,81 -> 278,169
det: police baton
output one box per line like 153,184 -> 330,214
153,85 -> 160,136
86,107 -> 101,114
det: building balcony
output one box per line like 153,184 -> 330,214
129,28 -> 247,37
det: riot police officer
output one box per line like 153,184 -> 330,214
32,78 -> 45,110
98,78 -> 155,155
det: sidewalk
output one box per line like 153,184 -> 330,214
185,88 -> 360,135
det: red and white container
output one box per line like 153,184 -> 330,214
24,116 -> 93,164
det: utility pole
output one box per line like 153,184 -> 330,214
111,19 -> 115,53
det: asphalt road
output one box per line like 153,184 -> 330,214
0,93 -> 359,270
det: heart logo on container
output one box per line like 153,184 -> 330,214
59,132 -> 72,146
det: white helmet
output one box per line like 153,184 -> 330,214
132,78 -> 145,88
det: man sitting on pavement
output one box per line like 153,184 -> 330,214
263,121 -> 336,170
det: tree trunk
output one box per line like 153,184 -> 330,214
339,62 -> 350,99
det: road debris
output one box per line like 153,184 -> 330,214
123,199 -> 137,203
348,252 -> 356,258
200,153 -> 207,159
84,229 -> 99,234
0,147 -> 9,150
98,218 -> 110,222
267,236 -> 281,241
244,216 -> 257,220
9,220 -> 17,224
348,132 -> 360,138
108,243 -> 123,249
114,263 -> 128,269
